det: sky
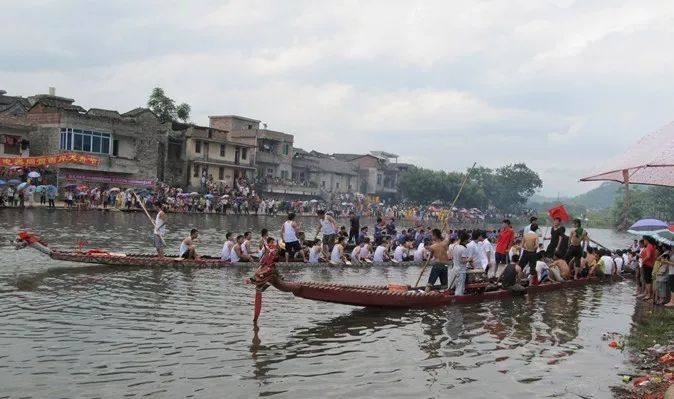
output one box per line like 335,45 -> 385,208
2,0 -> 674,196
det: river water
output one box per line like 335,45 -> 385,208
0,210 -> 637,398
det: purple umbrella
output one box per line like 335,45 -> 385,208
627,218 -> 668,235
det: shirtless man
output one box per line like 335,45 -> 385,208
519,224 -> 540,284
550,253 -> 571,280
565,218 -> 589,279
425,228 -> 453,290
178,229 -> 199,260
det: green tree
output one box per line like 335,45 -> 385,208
147,87 -> 191,123
492,163 -> 543,212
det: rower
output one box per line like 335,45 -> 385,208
359,237 -> 372,262
425,228 -> 452,291
316,210 -> 338,252
565,218 -> 589,279
178,229 -> 199,260
242,231 -> 252,258
414,238 -> 429,262
282,212 -> 304,264
350,241 -> 364,265
153,204 -> 168,258
519,224 -> 540,284
393,238 -> 414,262
256,228 -> 269,259
231,235 -> 252,262
308,239 -> 324,264
450,230 -> 472,295
373,237 -> 391,263
220,232 -> 234,261
330,236 -> 347,265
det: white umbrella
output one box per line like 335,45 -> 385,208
28,171 -> 40,178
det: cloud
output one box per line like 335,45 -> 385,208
1,0 -> 673,196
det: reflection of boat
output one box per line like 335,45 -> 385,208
270,277 -> 601,308
14,232 -> 421,269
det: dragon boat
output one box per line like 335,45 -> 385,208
13,231 -> 423,269
251,246 -> 621,310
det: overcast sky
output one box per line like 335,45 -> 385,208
2,0 -> 673,195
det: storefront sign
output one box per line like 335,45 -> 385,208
0,152 -> 101,167
62,172 -> 155,188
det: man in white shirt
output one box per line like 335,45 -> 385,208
480,234 -> 496,278
393,239 -> 414,262
414,239 -> 429,262
466,231 -> 483,270
373,238 -> 390,263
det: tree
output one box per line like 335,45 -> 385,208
611,186 -> 674,227
492,163 -> 543,213
147,87 -> 191,123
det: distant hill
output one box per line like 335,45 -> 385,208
529,182 -> 629,211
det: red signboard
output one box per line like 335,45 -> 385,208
62,172 -> 155,188
0,152 -> 101,167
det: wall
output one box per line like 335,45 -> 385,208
209,116 -> 260,131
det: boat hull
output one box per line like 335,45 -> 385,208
272,277 -> 605,308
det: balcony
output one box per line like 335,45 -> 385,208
64,155 -> 139,174
256,151 -> 282,165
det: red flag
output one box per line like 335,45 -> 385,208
548,204 -> 569,222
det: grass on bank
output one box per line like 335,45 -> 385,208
627,308 -> 674,352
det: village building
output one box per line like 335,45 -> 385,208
292,149 -> 358,194
332,151 -> 409,199
20,90 -> 168,188
166,121 -> 256,191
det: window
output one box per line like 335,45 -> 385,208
283,143 -> 290,155
220,144 -> 226,157
266,168 -> 274,178
248,124 -> 253,130
281,170 -> 288,179
336,182 -> 340,189
59,128 -> 111,155
195,140 -> 201,153
193,164 -> 199,177
377,174 -> 382,185
112,139 -> 119,156
202,166 -> 209,177
208,130 -> 213,139
219,167 -> 225,180
321,181 -> 325,188
241,148 -> 248,160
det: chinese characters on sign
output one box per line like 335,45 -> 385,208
0,153 -> 101,167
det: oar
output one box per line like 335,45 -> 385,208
132,191 -> 165,246
413,162 -> 477,287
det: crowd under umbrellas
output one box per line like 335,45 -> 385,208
0,170 -> 57,207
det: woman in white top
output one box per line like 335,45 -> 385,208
221,232 -> 234,261
330,236 -> 347,265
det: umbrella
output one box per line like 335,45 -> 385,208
190,192 -> 200,196
64,183 -> 77,190
221,194 -> 230,198
46,185 -> 57,194
77,185 -> 88,192
8,179 -> 21,186
17,182 -> 28,191
109,187 -> 121,192
204,194 -> 214,199
0,180 -> 5,186
627,219 -> 669,235
27,171 -> 40,178
310,199 -> 319,203
653,229 -> 674,246
34,185 -> 48,193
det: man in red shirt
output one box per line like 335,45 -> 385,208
495,219 -> 515,276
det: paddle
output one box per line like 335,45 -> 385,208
132,191 -> 166,246
413,162 -> 477,288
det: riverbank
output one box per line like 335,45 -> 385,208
612,303 -> 674,398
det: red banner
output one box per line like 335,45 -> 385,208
62,172 -> 155,188
0,152 -> 101,168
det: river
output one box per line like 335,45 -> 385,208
0,209 -> 637,398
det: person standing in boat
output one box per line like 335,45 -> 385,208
153,204 -> 168,258
545,217 -> 566,258
316,210 -> 338,252
565,218 -> 589,279
449,230 -> 472,295
348,211 -> 360,244
519,224 -> 540,284
282,213 -> 305,264
179,229 -> 199,259
495,219 -> 514,277
221,232 -> 235,261
425,229 -> 453,291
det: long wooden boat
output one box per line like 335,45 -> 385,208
268,276 -> 604,308
14,231 -> 422,269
